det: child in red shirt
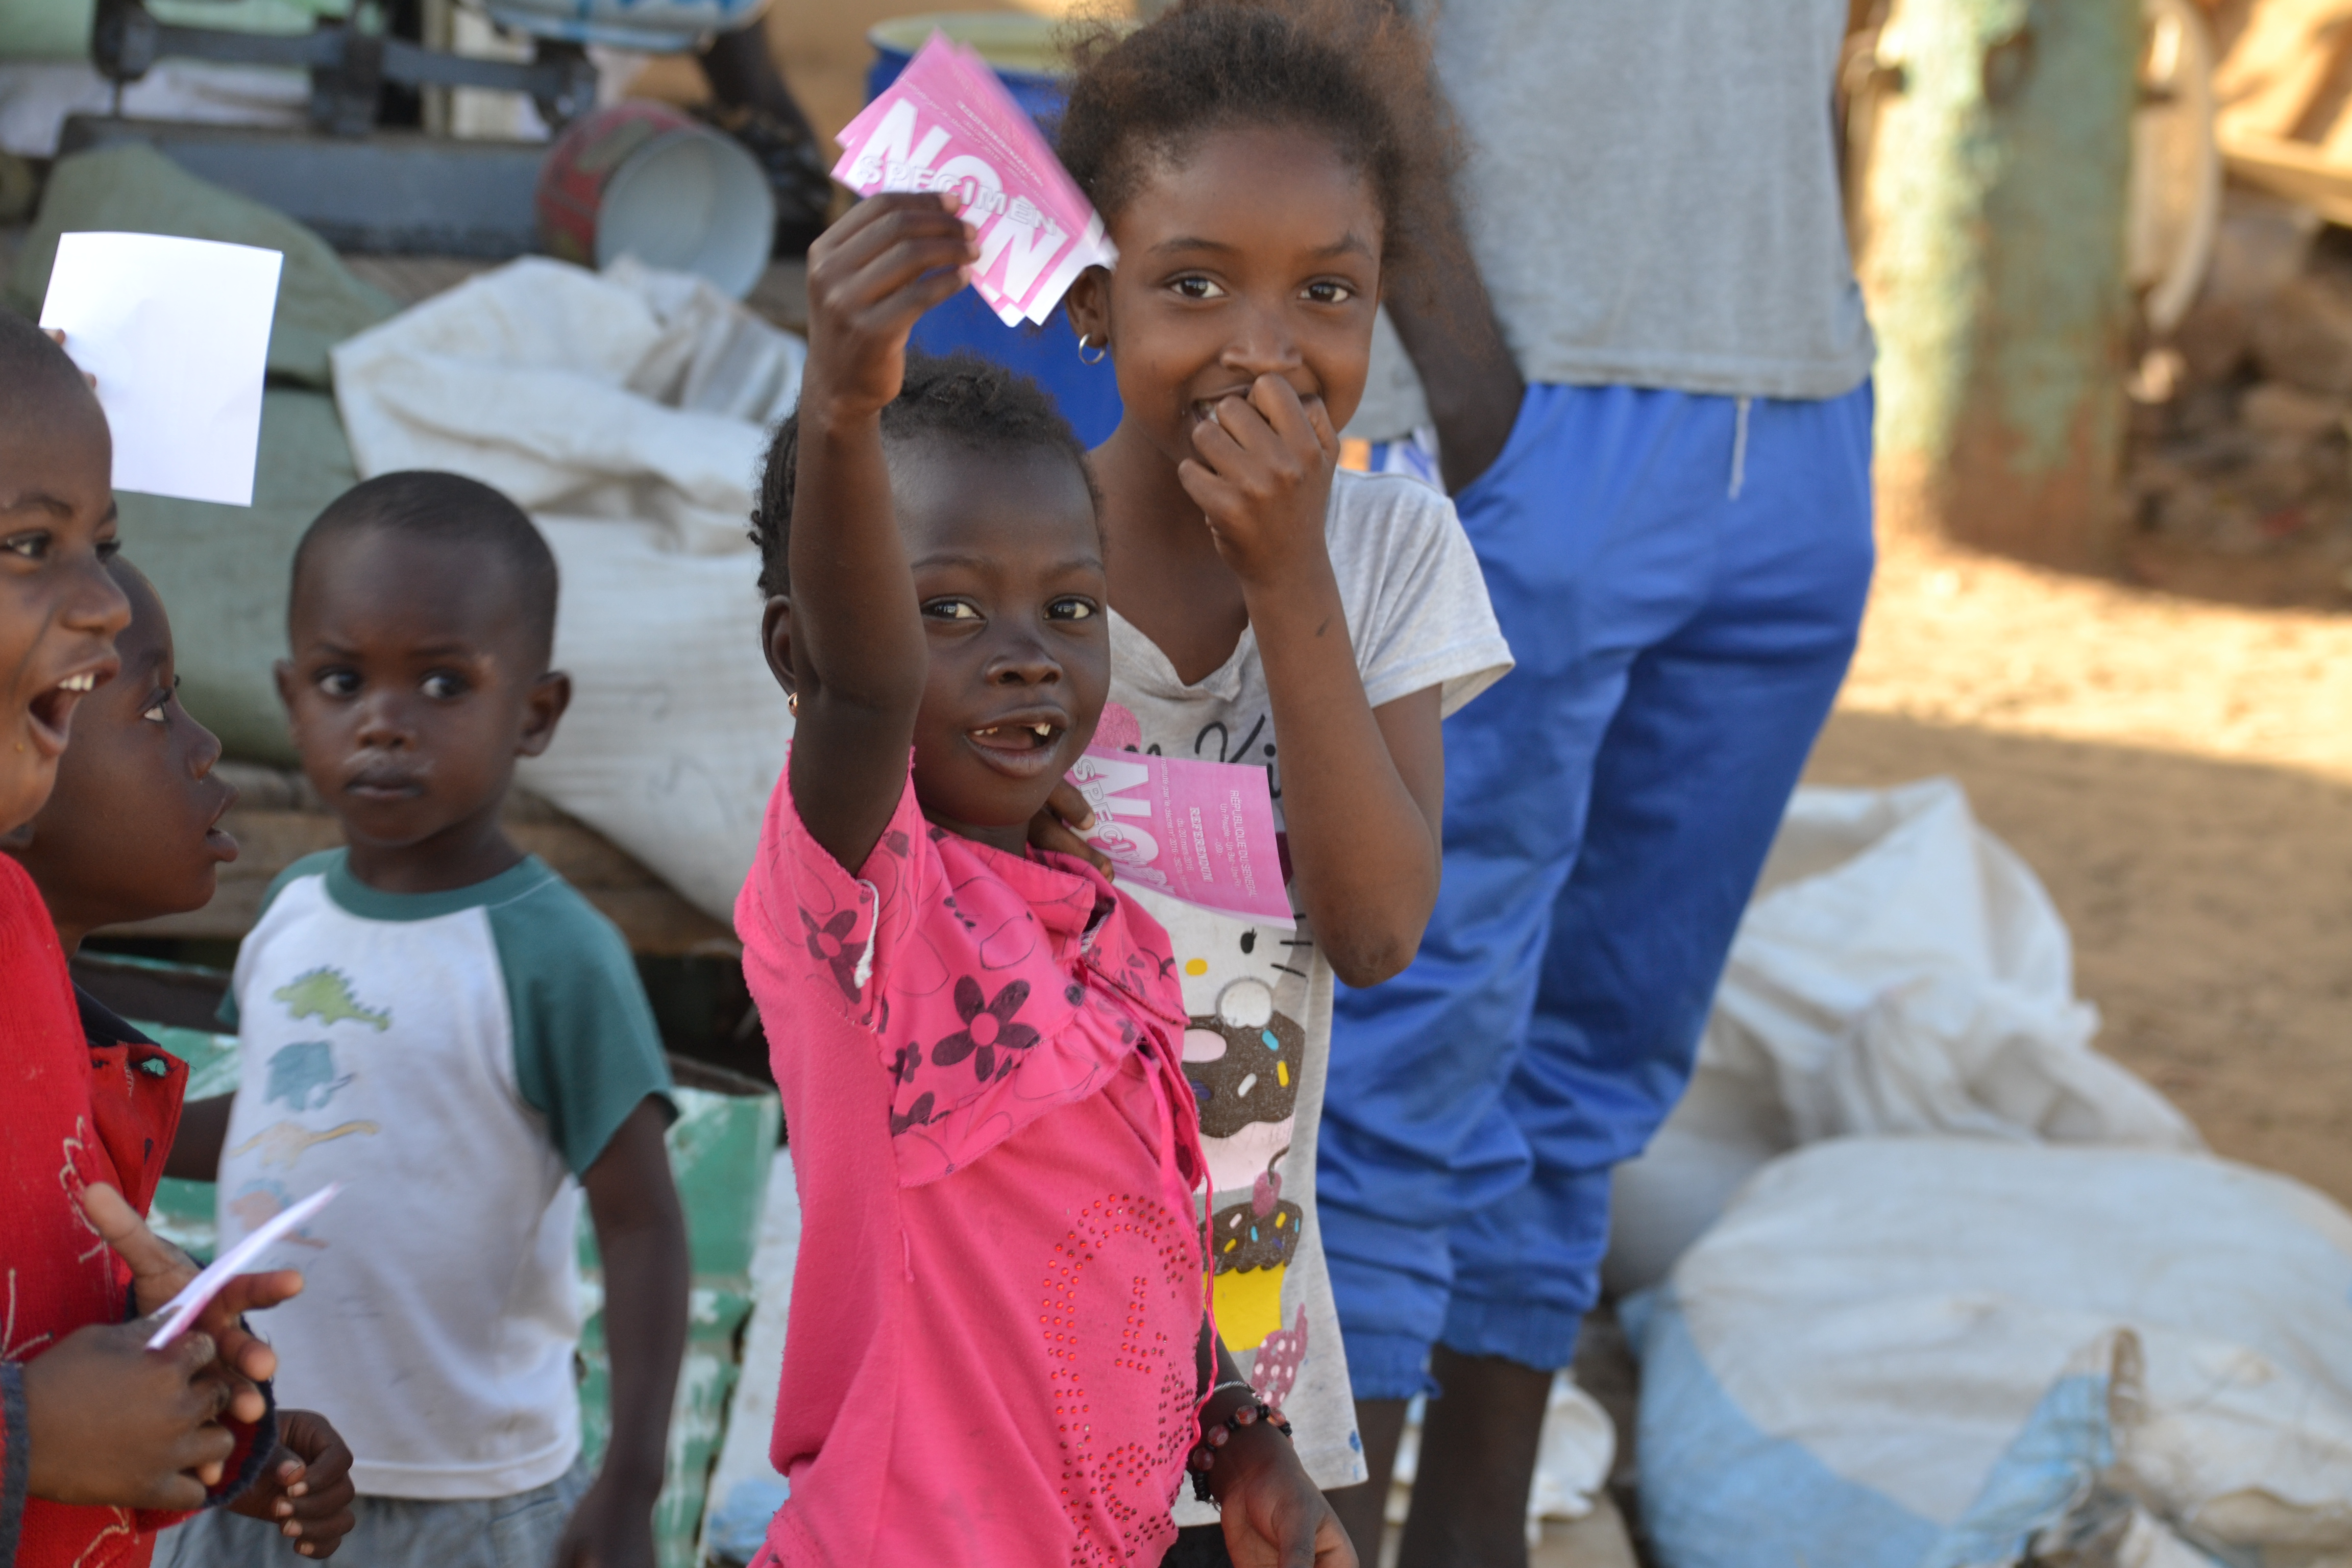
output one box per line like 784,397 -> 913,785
9,551 -> 361,1559
0,314 -> 317,1567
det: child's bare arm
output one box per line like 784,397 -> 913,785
165,1093 -> 232,1181
1181,381 -> 1445,988
1382,208 -> 1523,496
1197,1329 -> 1358,1567
555,1097 -> 687,1568
782,192 -> 978,871
20,1187 -> 300,1514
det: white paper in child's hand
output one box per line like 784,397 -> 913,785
39,232 -> 284,508
146,1182 -> 338,1349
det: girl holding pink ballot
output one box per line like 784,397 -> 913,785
733,189 -> 1349,1565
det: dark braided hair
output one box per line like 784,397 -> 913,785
1057,0 -> 1458,302
749,351 -> 1098,598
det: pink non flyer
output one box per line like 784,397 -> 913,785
1067,750 -> 1293,929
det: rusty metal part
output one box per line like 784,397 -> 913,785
1858,0 -> 2140,571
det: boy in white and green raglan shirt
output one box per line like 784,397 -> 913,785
161,473 -> 688,1568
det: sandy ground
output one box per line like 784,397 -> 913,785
1506,525 -> 2352,1568
1807,523 -> 2352,1208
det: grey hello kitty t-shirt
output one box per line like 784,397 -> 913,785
1108,468 -> 1511,1514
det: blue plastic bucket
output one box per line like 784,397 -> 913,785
865,12 -> 1124,447
866,13 -> 1073,130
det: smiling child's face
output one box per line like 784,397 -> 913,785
1068,122 -> 1384,464
0,378 -> 130,834
12,560 -> 237,941
883,442 -> 1109,851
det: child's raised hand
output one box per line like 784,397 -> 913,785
81,1181 -> 302,1424
20,1319 -> 240,1509
1177,373 -> 1341,583
802,192 -> 977,418
230,1409 -> 358,1557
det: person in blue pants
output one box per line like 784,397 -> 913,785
1319,2 -> 1878,1561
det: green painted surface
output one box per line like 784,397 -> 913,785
579,1085 -> 780,1568
147,1023 -> 240,1264
0,0 -> 349,57
143,1023 -> 777,1568
1865,0 -> 2138,554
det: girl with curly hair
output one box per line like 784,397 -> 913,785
1051,5 -> 1514,1560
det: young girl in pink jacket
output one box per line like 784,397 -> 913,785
733,193 -> 1355,1567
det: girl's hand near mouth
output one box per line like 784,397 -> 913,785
1177,374 -> 1340,587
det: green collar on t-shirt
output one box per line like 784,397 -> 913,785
321,850 -> 555,923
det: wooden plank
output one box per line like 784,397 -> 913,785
2214,0 -> 2352,141
744,257 -> 808,333
112,768 -> 736,955
2220,126 -> 2352,223
2312,62 -> 2352,159
340,253 -> 498,306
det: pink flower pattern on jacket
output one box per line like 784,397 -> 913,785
749,756 -> 1197,1190
928,976 -> 1040,1082
736,757 -> 1213,1566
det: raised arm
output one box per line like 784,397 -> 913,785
769,193 -> 978,870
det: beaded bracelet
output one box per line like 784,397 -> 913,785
1188,1395 -> 1295,1503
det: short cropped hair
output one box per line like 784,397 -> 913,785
0,308 -> 96,421
293,472 -> 559,666
748,351 -> 1097,598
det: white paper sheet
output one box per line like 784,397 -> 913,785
39,232 -> 284,507
146,1181 -> 339,1349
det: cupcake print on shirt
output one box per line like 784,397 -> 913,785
1188,960 -> 1306,1354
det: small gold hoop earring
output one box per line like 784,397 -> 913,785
787,692 -> 800,716
1077,334 -> 1107,366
